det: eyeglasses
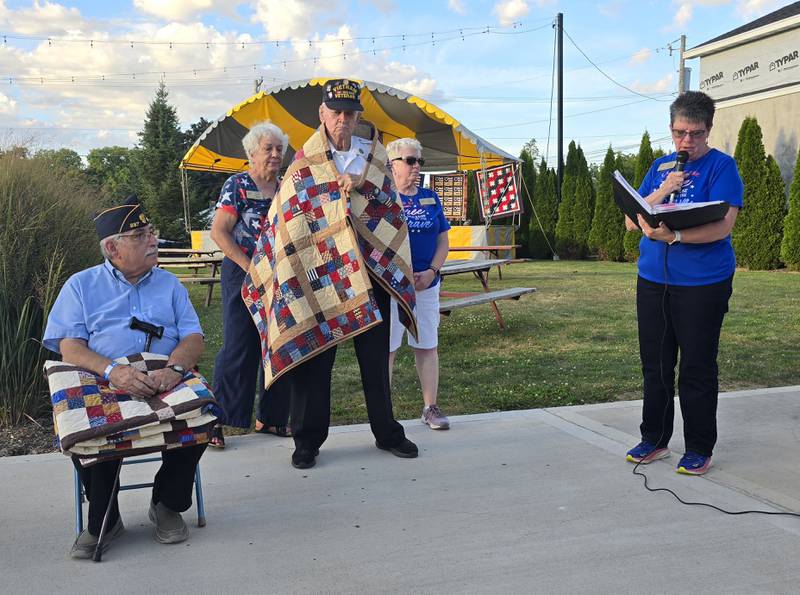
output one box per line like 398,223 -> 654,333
671,128 -> 707,139
119,226 -> 157,242
392,156 -> 425,167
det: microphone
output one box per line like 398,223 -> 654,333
668,151 -> 689,203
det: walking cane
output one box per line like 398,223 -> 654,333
92,460 -> 123,562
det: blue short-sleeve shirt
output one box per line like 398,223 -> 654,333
215,171 -> 274,258
43,261 -> 203,358
637,148 -> 744,286
399,187 -> 451,288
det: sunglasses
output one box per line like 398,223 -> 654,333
392,156 -> 425,167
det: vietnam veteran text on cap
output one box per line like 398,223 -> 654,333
93,195 -> 150,241
322,79 -> 364,111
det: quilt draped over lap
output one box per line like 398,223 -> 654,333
45,353 -> 219,464
243,124 -> 418,388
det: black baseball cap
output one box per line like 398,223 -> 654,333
322,79 -> 364,111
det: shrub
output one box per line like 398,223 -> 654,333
732,117 -> 786,270
780,145 -> 800,270
0,153 -> 101,425
589,147 -> 625,261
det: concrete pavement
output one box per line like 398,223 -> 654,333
2,386 -> 800,594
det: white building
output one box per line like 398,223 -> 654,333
685,2 -> 800,190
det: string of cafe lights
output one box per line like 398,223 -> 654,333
0,19 -> 552,49
0,21 -> 553,87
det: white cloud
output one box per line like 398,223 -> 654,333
448,0 -> 466,14
251,0 -> 341,41
0,0 -> 86,36
0,91 -> 16,114
631,73 -> 675,94
493,0 -> 529,26
629,47 -> 652,66
673,3 -> 693,27
133,0 -> 238,21
736,0 -> 784,19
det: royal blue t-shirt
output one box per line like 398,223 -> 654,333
399,187 -> 451,288
637,149 -> 744,286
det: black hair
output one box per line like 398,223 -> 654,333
669,91 -> 715,129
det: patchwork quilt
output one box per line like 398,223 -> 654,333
243,124 -> 418,388
45,352 -> 219,463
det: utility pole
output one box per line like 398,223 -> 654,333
556,12 -> 563,201
678,35 -> 687,94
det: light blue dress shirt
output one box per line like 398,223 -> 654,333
43,260 -> 203,358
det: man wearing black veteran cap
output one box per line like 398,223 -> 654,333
244,79 -> 420,470
43,195 -> 207,559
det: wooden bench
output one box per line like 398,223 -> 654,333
439,287 -> 536,322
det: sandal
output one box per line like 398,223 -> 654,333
255,422 -> 292,437
209,425 -> 225,449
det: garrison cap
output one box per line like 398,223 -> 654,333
93,195 -> 150,241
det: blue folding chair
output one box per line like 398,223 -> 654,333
74,456 -> 207,536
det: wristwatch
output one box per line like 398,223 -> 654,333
668,230 -> 682,245
167,364 -> 186,375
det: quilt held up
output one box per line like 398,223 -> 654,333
244,124 -> 417,388
46,352 -> 219,464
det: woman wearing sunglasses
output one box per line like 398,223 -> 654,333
386,138 -> 451,430
624,91 -> 743,475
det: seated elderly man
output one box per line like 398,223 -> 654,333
43,196 -> 206,559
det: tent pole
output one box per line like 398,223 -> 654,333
180,169 -> 191,236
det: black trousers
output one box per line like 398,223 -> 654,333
72,444 -> 206,536
636,275 -> 733,457
213,257 -> 291,428
286,282 -> 406,451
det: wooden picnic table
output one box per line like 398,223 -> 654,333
157,251 -> 223,307
439,258 -> 535,330
448,245 -> 521,279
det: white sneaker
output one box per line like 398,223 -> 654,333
421,405 -> 450,430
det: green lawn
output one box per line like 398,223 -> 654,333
188,260 -> 800,429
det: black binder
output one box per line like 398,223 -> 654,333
613,171 -> 729,231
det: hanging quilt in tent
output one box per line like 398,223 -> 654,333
476,164 -> 521,220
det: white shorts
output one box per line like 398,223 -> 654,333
389,284 -> 440,351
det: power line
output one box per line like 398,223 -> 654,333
563,28 -> 671,102
475,96 -> 674,132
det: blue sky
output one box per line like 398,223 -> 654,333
0,0 -> 788,164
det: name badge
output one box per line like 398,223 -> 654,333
657,161 -> 677,172
245,190 -> 264,200
419,197 -> 436,205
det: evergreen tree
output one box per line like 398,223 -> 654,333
183,117 -> 227,229
555,141 -> 579,257
528,158 -> 558,258
136,82 -> 186,239
516,148 -> 537,257
780,145 -> 800,270
589,147 -> 624,260
743,155 -> 786,269
467,170 -> 481,224
633,131 -> 654,188
732,117 -> 775,269
571,146 -> 594,257
624,132 -> 656,262
571,171 -> 593,259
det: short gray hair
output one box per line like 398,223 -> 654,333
386,138 -> 422,161
99,235 -> 121,259
242,122 -> 289,159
